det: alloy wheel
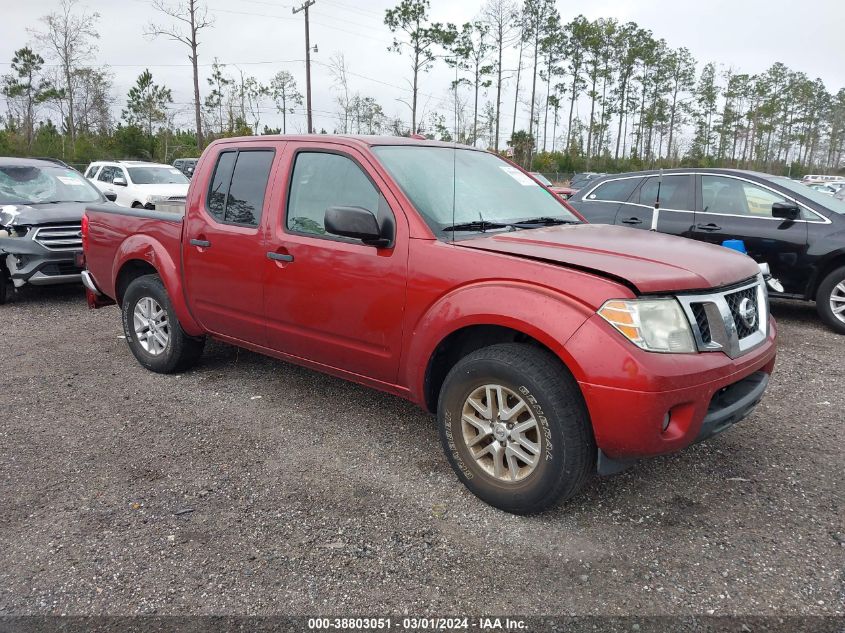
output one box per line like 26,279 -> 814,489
460,384 -> 542,482
831,281 -> 845,324
133,296 -> 170,355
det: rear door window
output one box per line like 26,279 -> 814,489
84,165 -> 100,179
205,149 -> 274,227
97,166 -> 115,183
637,175 -> 693,210
585,178 -> 640,202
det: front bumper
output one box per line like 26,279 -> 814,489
566,313 -> 777,464
1,235 -> 83,287
695,370 -> 769,443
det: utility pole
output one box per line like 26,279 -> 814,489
293,0 -> 316,134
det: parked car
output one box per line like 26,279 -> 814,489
530,172 -> 574,199
173,158 -> 198,179
85,160 -> 189,209
568,168 -> 845,333
806,182 -> 837,195
81,136 -> 776,513
0,157 -> 113,304
568,172 -> 606,192
801,174 -> 839,184
824,181 -> 845,192
34,157 -> 75,170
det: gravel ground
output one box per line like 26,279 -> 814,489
0,284 -> 842,617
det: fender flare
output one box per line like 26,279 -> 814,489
111,234 -> 203,336
403,280 -> 596,406
807,246 -> 845,298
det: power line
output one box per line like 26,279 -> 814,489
321,0 -> 385,19
202,4 -> 392,44
0,59 -> 307,68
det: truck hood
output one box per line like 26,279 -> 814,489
0,201 -> 88,227
456,223 -> 761,293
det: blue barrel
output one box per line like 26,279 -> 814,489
722,239 -> 747,254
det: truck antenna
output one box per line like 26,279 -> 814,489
651,168 -> 663,231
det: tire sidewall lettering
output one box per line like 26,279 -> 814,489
519,385 -> 554,461
444,409 -> 473,480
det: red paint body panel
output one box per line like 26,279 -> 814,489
85,211 -> 204,336
569,315 -> 777,458
457,223 -> 762,293
83,135 -> 777,462
551,186 -> 574,198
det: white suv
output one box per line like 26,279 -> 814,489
85,161 -> 189,209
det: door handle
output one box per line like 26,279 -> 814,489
696,223 -> 722,232
267,251 -> 294,262
190,238 -> 211,247
620,217 -> 642,225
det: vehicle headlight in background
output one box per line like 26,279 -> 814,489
598,298 -> 696,353
146,194 -> 168,204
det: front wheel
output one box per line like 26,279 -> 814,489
122,274 -> 205,373
437,343 -> 595,514
816,266 -> 845,335
0,266 -> 9,305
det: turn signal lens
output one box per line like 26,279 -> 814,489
598,298 -> 696,354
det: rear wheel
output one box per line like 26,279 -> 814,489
122,274 -> 205,373
437,343 -> 595,514
816,266 -> 845,335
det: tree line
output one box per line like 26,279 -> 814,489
1,0 -> 843,177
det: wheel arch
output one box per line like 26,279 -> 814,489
407,282 -> 594,413
808,249 -> 845,299
112,235 -> 203,336
115,259 -> 158,305
424,324 -> 581,414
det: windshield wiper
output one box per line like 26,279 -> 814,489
508,216 -> 580,227
441,219 -> 511,233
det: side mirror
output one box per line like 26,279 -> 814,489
325,205 -> 390,246
772,201 -> 800,220
113,177 -> 127,187
105,192 -> 117,202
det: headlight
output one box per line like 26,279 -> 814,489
147,194 -> 168,203
598,298 -> 696,353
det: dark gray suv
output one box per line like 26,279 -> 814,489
0,157 -> 111,303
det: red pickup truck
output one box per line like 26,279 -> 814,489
81,135 -> 777,514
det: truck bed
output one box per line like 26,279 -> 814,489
84,203 -> 185,300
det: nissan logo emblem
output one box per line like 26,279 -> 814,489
739,297 -> 757,329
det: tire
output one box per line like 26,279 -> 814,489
437,343 -> 595,514
121,274 -> 205,373
816,266 -> 845,334
0,266 -> 9,305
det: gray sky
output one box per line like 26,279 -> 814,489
2,0 -> 844,146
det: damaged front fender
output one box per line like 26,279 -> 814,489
1,231 -> 41,287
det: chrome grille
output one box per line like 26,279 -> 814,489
167,195 -> 186,202
725,286 -> 759,339
690,303 -> 712,344
676,275 -> 768,359
33,224 -> 82,251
